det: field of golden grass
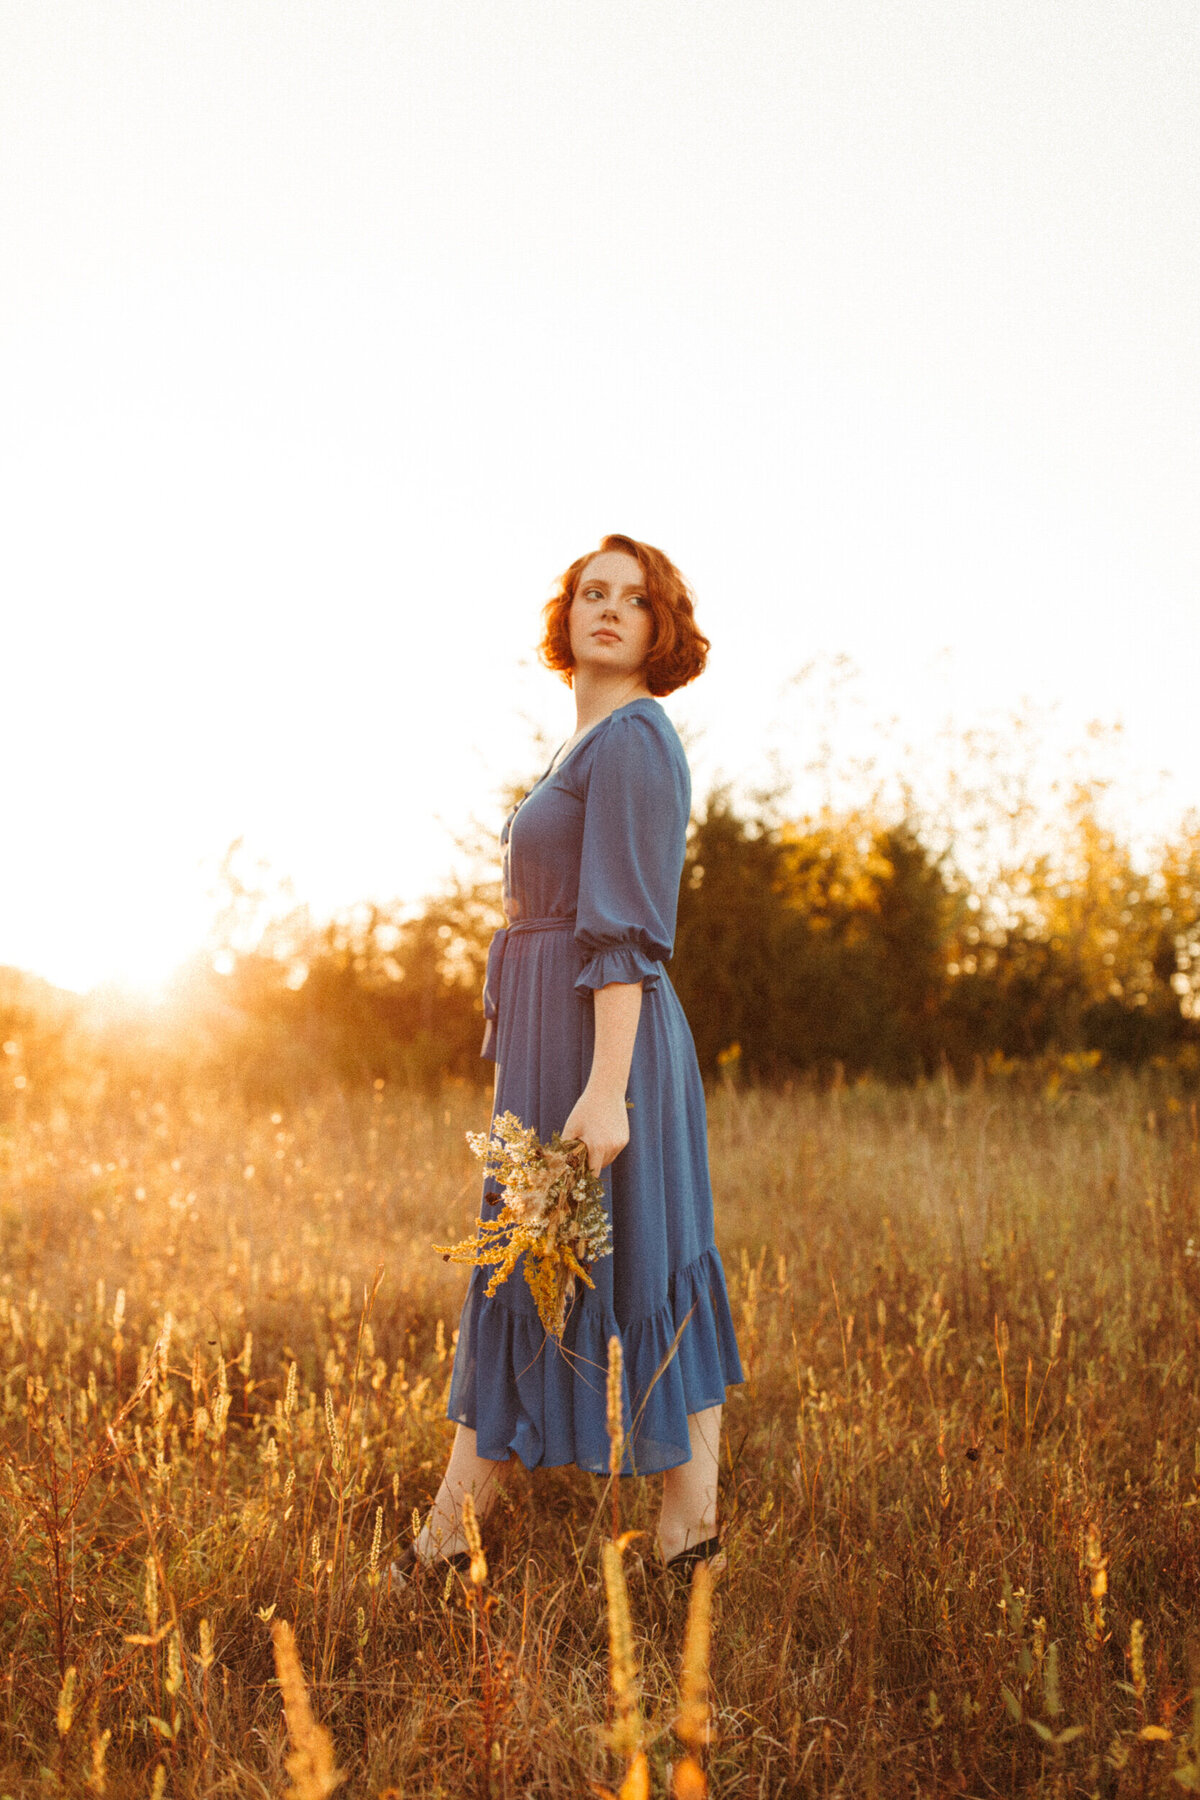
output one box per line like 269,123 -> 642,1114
2,1072 -> 1200,1797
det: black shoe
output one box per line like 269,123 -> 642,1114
388,1543 -> 473,1590
663,1535 -> 724,1581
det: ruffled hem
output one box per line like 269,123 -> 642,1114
445,1244 -> 745,1474
574,944 -> 662,995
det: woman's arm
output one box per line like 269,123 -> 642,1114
562,980 -> 643,1172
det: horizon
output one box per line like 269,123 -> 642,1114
4,679 -> 1196,1004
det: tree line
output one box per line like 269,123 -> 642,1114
167,783 -> 1200,1096
3,783 -> 1198,1110
671,790 -> 1199,1083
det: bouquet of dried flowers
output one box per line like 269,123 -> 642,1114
436,1111 -> 612,1340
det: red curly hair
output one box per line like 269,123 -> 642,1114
539,533 -> 710,697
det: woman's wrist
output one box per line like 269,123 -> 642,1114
579,1077 -> 627,1106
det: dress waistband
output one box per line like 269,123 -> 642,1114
480,915 -> 577,1061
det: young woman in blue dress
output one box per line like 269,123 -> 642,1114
397,535 -> 743,1584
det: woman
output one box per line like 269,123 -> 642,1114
405,533 -> 743,1579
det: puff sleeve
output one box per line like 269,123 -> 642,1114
573,710 -> 690,995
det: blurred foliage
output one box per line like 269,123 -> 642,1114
189,876 -> 506,1102
2,780 -> 1199,1112
674,785 -> 1200,1083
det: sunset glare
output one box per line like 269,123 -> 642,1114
3,2 -> 1198,994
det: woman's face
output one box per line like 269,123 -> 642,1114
567,550 -> 654,682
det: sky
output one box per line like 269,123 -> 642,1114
2,1 -> 1198,993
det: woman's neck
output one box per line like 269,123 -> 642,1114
571,669 -> 653,736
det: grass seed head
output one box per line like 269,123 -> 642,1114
212,1391 -> 232,1440
323,1389 -> 342,1468
675,1561 -> 713,1750
607,1334 -> 624,1478
619,1751 -> 650,1800
1049,1293 -> 1065,1359
144,1556 -> 159,1633
87,1726 -> 111,1794
271,1618 -> 344,1799
1084,1520 -> 1108,1644
1044,1639 -> 1062,1718
166,1631 -> 183,1696
1131,1618 -> 1146,1702
55,1665 -> 77,1737
461,1490 -> 488,1586
672,1754 -> 708,1799
368,1504 -> 384,1582
602,1541 -> 642,1761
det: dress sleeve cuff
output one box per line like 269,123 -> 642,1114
574,945 -> 662,994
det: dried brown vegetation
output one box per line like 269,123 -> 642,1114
2,1071 -> 1200,1796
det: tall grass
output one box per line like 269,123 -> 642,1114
1,1070 -> 1199,1794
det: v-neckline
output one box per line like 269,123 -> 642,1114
538,696 -> 655,787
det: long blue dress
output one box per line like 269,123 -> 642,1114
446,695 -> 744,1474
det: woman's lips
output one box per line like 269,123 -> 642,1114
592,630 -> 620,643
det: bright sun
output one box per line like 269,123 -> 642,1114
1,882 -> 211,999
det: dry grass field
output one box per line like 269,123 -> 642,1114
2,1070 -> 1200,1798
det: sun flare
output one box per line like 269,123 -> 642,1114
0,884 -> 210,1000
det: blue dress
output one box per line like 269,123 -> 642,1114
446,696 -> 744,1474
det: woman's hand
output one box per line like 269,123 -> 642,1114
562,1085 -> 630,1173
